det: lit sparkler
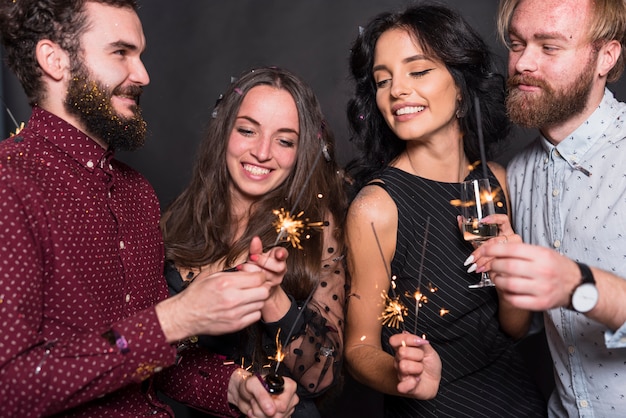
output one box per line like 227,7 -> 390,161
264,329 -> 285,394
0,95 -> 25,137
474,96 -> 489,179
272,208 -> 327,250
371,222 -> 408,330
413,216 -> 430,335
380,290 -> 408,328
264,145 -> 328,391
268,329 -> 285,365
450,185 -> 502,208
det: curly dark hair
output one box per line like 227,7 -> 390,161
0,0 -> 139,105
346,2 -> 510,193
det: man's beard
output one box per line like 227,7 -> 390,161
506,53 -> 596,129
64,67 -> 147,151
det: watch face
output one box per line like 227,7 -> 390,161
572,283 -> 599,313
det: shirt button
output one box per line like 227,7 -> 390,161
109,164 -> 113,170
87,160 -> 94,168
579,400 -> 589,408
125,293 -> 131,303
552,189 -> 559,197
553,240 -> 561,248
154,366 -> 163,373
568,346 -> 575,354
108,191 -> 112,198
119,241 -> 125,250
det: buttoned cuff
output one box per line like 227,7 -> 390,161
113,307 -> 178,382
604,321 -> 626,348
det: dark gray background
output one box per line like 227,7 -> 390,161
3,1 -> 619,415
3,0 -> 623,208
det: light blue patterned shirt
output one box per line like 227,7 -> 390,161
507,89 -> 626,418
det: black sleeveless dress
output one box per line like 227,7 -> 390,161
375,166 -> 545,417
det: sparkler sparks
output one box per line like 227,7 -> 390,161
268,329 -> 285,364
450,185 -> 502,208
10,122 -> 24,137
379,290 -> 408,329
371,222 -> 409,330
271,208 -> 327,249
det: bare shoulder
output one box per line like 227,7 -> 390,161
348,183 -> 397,225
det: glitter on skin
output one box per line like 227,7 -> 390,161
64,66 -> 147,151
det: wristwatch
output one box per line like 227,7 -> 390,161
570,262 -> 599,313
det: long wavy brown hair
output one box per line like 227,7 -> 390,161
161,67 -> 347,301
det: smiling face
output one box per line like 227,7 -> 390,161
226,85 -> 299,210
63,2 -> 150,150
373,28 -> 460,144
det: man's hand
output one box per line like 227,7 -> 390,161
156,269 -> 270,342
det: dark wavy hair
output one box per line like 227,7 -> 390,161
161,67 -> 347,301
346,2 -> 510,193
0,0 -> 139,106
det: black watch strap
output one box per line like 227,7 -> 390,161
576,262 -> 595,285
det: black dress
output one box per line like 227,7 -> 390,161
375,166 -> 545,417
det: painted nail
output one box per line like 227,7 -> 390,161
467,263 -> 477,273
249,254 -> 259,262
463,255 -> 474,266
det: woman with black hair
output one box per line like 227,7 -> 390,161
343,4 -> 545,417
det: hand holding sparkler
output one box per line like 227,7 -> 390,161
389,333 -> 441,400
237,236 -> 291,325
228,368 -> 299,418
245,236 -> 289,287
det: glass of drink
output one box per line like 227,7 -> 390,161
460,178 -> 497,288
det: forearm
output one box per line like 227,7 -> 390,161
261,286 -> 292,323
265,247 -> 346,394
0,308 -> 176,416
497,295 -> 532,339
345,345 -> 403,396
279,313 -> 342,393
589,268 -> 626,331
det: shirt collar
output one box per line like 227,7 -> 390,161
540,89 -> 617,172
28,106 -> 113,171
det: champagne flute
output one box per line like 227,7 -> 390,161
460,179 -> 497,288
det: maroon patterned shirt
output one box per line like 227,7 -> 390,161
0,108 -> 239,417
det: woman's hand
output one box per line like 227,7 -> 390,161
239,236 -> 291,322
228,369 -> 299,418
460,214 -> 521,274
389,332 -> 441,400
241,236 -> 289,287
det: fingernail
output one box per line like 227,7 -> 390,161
236,264 -> 243,271
467,263 -> 477,273
249,254 -> 259,262
463,255 -> 474,266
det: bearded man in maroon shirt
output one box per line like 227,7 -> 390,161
0,1 -> 299,417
